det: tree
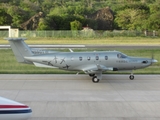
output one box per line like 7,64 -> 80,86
115,4 -> 149,30
7,6 -> 22,27
19,0 -> 40,16
145,2 -> 160,30
146,13 -> 160,30
70,20 -> 82,30
37,18 -> 51,30
0,8 -> 12,25
1,0 -> 160,30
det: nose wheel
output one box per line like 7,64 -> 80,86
92,76 -> 100,83
129,75 -> 134,80
129,71 -> 134,80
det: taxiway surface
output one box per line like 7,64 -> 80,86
0,74 -> 160,120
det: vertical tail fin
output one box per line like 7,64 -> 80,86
5,38 -> 33,63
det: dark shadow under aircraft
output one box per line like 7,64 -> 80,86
5,38 -> 157,83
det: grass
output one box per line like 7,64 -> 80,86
0,48 -> 160,74
1,37 -> 160,45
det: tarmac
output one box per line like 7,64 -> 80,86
0,74 -> 160,120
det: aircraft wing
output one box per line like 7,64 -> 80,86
96,64 -> 113,71
82,64 -> 114,74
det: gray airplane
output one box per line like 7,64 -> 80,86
5,38 -> 157,83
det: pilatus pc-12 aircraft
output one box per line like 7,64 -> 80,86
5,38 -> 157,83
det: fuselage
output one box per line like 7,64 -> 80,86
25,50 -> 155,72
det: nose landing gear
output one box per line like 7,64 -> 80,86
129,71 -> 134,80
129,75 -> 134,80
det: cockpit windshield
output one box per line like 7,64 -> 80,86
117,53 -> 127,58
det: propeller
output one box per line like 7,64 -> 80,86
151,53 -> 157,65
151,53 -> 154,65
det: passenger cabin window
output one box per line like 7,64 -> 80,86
96,56 -> 99,60
105,56 -> 108,60
87,56 -> 91,61
79,56 -> 82,61
71,57 -> 74,61
117,53 -> 127,59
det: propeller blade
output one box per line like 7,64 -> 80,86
151,53 -> 154,65
151,53 -> 157,64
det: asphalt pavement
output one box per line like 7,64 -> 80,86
0,74 -> 160,120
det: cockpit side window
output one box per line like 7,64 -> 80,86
117,53 -> 127,58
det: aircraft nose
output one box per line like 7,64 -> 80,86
152,59 -> 158,63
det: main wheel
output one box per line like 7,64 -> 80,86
92,76 -> 99,83
129,75 -> 134,80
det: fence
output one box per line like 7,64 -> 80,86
0,30 -> 159,38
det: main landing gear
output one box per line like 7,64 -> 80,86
92,76 -> 99,83
89,74 -> 101,83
